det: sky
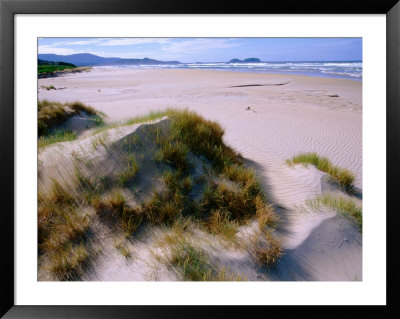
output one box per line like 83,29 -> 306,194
38,38 -> 362,62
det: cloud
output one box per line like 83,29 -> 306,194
161,39 -> 240,53
38,45 -> 77,55
38,44 -> 155,59
63,39 -> 104,46
99,38 -> 170,46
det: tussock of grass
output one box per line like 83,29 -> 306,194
38,99 -> 101,138
38,182 -> 88,248
307,193 -> 362,231
168,241 -> 245,281
93,190 -> 143,237
201,182 -> 256,222
205,210 -> 239,240
155,140 -> 191,172
38,180 -> 92,280
117,155 -> 139,187
254,237 -> 283,267
255,195 -> 278,230
167,109 -> 240,170
114,242 -> 132,258
49,243 -> 90,281
66,101 -> 98,116
74,167 -> 110,204
286,152 -> 355,189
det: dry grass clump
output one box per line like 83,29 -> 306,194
167,240 -> 245,281
254,195 -> 278,230
38,100 -> 69,136
38,99 -> 101,137
205,210 -> 239,240
65,101 -> 97,116
166,109 -> 240,170
74,167 -> 110,204
155,140 -> 191,172
114,241 -> 132,258
286,152 -> 355,189
117,155 -> 139,187
93,190 -> 143,237
48,243 -> 90,281
254,237 -> 283,267
307,193 -> 362,231
38,180 -> 92,280
201,182 -> 257,221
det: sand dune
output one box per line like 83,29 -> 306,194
38,68 -> 362,281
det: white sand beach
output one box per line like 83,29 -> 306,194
38,68 -> 362,281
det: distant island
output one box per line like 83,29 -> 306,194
38,53 -> 181,67
228,58 -> 261,63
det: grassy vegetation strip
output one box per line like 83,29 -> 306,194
38,65 -> 92,78
38,130 -> 77,148
38,64 -> 75,74
306,193 -> 362,231
286,152 -> 355,189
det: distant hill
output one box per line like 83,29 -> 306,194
229,58 -> 261,63
38,53 -> 180,66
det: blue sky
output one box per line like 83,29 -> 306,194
38,38 -> 362,62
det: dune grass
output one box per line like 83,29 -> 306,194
38,108 -> 282,279
48,243 -> 90,281
38,180 -> 92,280
38,100 -> 100,137
38,129 -> 77,148
254,237 -> 283,267
307,193 -> 362,231
96,109 -> 278,243
92,109 -> 170,135
167,109 -> 240,170
93,190 -> 143,238
114,241 -> 132,258
74,167 -> 110,205
286,152 -> 355,189
168,240 -> 245,281
117,155 -> 139,187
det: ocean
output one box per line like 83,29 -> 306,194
96,61 -> 362,81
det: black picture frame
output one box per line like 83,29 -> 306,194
1,0 -> 399,318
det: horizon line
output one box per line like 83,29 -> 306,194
38,53 -> 362,63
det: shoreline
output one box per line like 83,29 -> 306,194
91,62 -> 362,81
91,66 -> 362,81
